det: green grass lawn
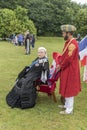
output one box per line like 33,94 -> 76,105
0,37 -> 87,130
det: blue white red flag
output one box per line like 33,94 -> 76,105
79,35 -> 87,66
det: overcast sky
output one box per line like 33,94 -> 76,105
71,0 -> 87,4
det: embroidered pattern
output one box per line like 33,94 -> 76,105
68,43 -> 76,56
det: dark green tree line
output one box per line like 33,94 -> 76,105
0,0 -> 87,36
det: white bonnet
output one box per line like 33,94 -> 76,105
38,47 -> 47,53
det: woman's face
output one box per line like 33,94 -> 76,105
38,49 -> 46,58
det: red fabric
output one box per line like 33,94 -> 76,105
39,82 -> 56,95
81,56 -> 87,66
59,39 -> 81,97
38,70 -> 60,94
53,52 -> 61,65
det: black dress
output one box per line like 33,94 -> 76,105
6,57 -> 49,109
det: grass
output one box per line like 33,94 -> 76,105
0,37 -> 87,130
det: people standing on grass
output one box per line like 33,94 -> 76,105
24,30 -> 36,54
76,34 -> 81,43
18,34 -> 24,46
56,24 -> 81,114
14,34 -> 18,46
25,33 -> 31,55
31,34 -> 35,49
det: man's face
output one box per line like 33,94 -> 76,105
62,32 -> 69,40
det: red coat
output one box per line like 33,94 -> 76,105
59,39 -> 81,97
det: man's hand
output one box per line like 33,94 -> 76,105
56,64 -> 60,71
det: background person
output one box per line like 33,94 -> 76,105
25,33 -> 31,54
18,34 -> 24,46
31,34 -> 35,49
76,33 -> 81,43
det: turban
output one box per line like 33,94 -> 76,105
61,24 -> 76,32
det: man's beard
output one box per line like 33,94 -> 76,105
64,35 -> 68,40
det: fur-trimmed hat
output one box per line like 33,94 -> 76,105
61,24 -> 76,32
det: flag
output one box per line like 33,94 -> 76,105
79,35 -> 87,51
80,55 -> 87,66
79,35 -> 87,66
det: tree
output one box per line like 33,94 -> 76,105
14,6 -> 37,34
75,8 -> 87,36
28,0 -> 81,36
0,7 -> 36,37
0,0 -> 87,36
0,8 -> 18,37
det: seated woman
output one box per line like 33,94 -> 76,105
6,47 -> 49,109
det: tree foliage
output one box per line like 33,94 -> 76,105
0,6 -> 36,37
75,8 -> 87,36
0,0 -> 87,36
0,8 -> 17,37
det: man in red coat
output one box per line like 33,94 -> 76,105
57,24 -> 81,114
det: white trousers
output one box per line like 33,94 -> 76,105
64,97 -> 74,113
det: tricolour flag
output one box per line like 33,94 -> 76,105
79,35 -> 87,66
